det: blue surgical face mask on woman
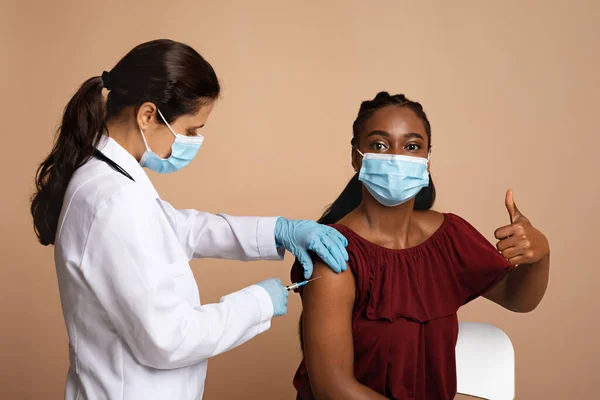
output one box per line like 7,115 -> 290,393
139,109 -> 204,174
357,149 -> 430,207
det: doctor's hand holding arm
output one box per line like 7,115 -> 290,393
29,39 -> 347,399
157,200 -> 349,276
275,218 -> 348,279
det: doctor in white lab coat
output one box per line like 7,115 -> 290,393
30,39 -> 348,400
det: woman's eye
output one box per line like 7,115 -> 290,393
371,142 -> 388,151
405,143 -> 421,152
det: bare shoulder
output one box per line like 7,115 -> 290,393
303,259 -> 356,306
414,210 -> 445,237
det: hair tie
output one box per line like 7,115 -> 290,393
101,71 -> 112,90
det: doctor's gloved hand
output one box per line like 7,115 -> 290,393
275,217 -> 349,279
257,278 -> 289,317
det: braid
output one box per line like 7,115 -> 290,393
351,91 -> 431,150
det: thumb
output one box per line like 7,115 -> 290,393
298,250 -> 314,279
505,189 -> 522,223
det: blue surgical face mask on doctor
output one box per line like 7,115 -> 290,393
357,149 -> 430,207
139,108 -> 204,174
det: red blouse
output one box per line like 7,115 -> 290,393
291,213 -> 511,400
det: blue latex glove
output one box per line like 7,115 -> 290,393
257,278 -> 289,317
275,217 -> 349,279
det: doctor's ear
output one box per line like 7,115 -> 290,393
136,102 -> 158,130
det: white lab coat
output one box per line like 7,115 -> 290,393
54,136 -> 284,400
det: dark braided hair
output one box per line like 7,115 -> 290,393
297,92 -> 437,353
317,91 -> 436,225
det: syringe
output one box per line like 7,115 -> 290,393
285,276 -> 321,291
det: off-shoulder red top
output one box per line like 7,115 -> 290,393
291,213 -> 511,400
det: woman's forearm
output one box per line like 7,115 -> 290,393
314,378 -> 388,400
505,254 -> 550,312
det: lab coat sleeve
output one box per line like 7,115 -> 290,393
81,188 -> 275,370
158,199 -> 285,261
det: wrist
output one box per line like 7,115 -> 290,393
274,216 -> 286,248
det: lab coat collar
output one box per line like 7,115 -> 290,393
96,135 -> 160,199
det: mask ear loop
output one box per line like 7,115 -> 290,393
139,107 -> 176,151
139,127 -> 150,150
426,148 -> 432,175
156,108 -> 178,138
137,126 -> 152,166
353,147 -> 364,173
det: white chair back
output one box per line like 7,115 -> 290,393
455,322 -> 515,400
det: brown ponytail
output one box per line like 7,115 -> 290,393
31,77 -> 105,245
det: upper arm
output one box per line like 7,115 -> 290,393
158,200 -> 283,261
302,259 -> 356,397
482,273 -> 514,309
483,262 -> 545,313
447,214 -> 512,306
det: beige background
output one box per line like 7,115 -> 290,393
1,0 -> 599,399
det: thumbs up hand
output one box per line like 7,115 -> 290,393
494,190 -> 550,266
